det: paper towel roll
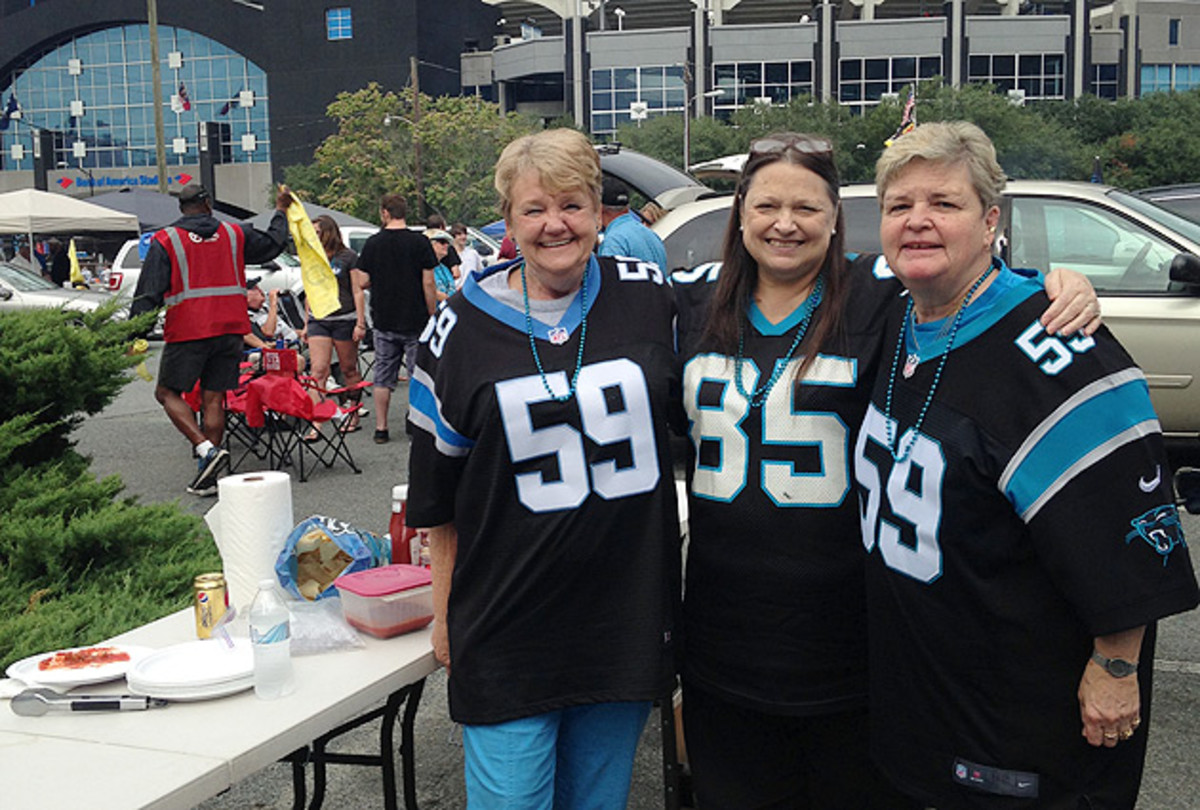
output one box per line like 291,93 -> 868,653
205,471 -> 294,611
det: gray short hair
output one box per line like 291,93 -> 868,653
875,120 -> 1006,211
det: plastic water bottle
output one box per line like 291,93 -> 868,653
249,579 -> 295,700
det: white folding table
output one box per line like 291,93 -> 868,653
0,608 -> 438,810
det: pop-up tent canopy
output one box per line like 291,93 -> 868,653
89,188 -> 238,232
0,188 -> 140,256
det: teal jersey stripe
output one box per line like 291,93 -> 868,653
1002,369 -> 1160,519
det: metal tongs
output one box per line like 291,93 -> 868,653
11,688 -> 168,716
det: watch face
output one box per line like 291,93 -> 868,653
1108,658 -> 1138,677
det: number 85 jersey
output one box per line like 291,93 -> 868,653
406,255 -> 683,726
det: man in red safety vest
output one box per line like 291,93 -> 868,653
131,184 -> 293,495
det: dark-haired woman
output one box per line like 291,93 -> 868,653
674,132 -> 1099,808
307,214 -> 366,433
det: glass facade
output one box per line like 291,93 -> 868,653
0,24 -> 270,174
1141,63 -> 1200,93
967,53 -> 1065,99
711,61 -> 814,119
590,65 -> 685,135
838,55 -> 941,111
326,8 -> 353,41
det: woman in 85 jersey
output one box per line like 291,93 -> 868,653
405,129 -> 682,809
857,121 -> 1199,808
674,133 -> 1101,809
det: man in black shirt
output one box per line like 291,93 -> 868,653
353,193 -> 437,443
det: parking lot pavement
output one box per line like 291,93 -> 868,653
74,350 -> 1200,808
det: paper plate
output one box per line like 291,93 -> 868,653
126,673 -> 254,702
6,645 -> 153,688
127,637 -> 253,689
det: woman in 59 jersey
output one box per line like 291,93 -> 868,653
406,129 -> 681,809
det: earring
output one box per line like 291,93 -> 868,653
831,228 -> 837,235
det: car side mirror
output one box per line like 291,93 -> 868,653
0,288 -> 11,301
476,243 -> 494,257
1169,253 -> 1200,286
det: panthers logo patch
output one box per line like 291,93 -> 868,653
1125,505 -> 1187,566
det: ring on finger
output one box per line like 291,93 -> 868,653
1132,717 -> 1142,729
1103,731 -> 1119,740
1120,729 -> 1135,740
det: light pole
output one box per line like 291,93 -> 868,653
613,7 -> 625,30
682,88 -> 724,173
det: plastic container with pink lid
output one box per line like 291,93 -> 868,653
333,564 -> 434,638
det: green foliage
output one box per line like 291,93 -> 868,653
281,83 -> 543,226
0,305 -> 154,465
0,306 -> 218,670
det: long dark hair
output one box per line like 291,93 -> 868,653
704,132 -> 850,385
314,214 -> 346,257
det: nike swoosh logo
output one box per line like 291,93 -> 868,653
1139,465 -> 1162,493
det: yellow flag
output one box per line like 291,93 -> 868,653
68,238 -> 86,287
284,192 -> 339,319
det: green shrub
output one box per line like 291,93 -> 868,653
0,306 -> 219,670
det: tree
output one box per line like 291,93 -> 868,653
281,83 -> 542,225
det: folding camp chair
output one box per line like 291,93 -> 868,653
243,348 -> 363,482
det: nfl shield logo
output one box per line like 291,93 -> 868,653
549,327 -> 569,345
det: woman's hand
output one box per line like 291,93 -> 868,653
1042,268 -> 1102,337
353,323 -> 366,342
1079,627 -> 1145,747
432,618 -> 451,673
1078,660 -> 1141,747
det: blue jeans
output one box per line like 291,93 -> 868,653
461,701 -> 652,810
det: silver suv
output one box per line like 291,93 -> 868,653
654,180 -> 1200,440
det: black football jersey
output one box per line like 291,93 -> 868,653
406,255 -> 682,725
675,254 -> 904,714
855,262 -> 1200,806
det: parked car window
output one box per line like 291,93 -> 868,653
1010,196 -> 1180,292
840,196 -> 883,255
0,263 -> 56,291
662,207 -> 730,273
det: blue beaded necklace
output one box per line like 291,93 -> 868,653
883,262 -> 995,462
734,274 -> 825,408
521,261 -> 588,403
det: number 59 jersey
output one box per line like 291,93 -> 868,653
856,266 -> 1199,804
406,255 -> 683,726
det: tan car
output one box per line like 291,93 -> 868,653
655,180 -> 1200,441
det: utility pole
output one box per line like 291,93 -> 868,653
148,0 -> 168,193
410,55 -> 425,220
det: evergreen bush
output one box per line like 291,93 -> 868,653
0,306 -> 220,670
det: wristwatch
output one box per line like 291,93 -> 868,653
1091,650 -> 1139,678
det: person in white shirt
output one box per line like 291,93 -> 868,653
450,222 -> 482,288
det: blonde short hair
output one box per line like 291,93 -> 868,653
494,129 -> 602,220
875,120 -> 1006,211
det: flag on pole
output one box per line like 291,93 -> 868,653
884,87 -> 918,147
283,190 -> 340,319
68,238 -> 87,288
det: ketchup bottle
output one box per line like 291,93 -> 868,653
389,485 -> 418,565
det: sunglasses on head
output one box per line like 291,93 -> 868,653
749,134 -> 834,158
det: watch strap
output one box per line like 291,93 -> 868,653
1091,650 -> 1138,678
